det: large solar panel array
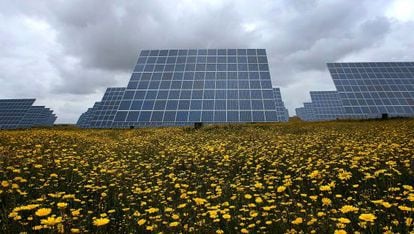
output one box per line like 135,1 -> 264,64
78,49 -> 289,128
76,87 -> 126,128
0,99 -> 57,129
295,107 -> 307,121
309,91 -> 344,121
295,91 -> 343,121
19,106 -> 55,128
273,88 -> 289,121
76,108 -> 94,128
35,108 -> 57,126
89,88 -> 125,128
297,102 -> 316,121
328,62 -> 414,118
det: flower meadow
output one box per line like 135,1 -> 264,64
1,119 -> 414,233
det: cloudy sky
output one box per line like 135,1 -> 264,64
1,0 -> 414,123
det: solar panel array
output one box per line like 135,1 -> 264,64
78,49 -> 289,128
297,102 -> 316,121
295,91 -> 343,121
309,91 -> 344,121
19,106 -> 55,128
89,88 -> 125,128
76,108 -> 94,128
328,62 -> 414,118
273,88 -> 289,121
0,99 -> 57,129
35,108 -> 57,126
295,107 -> 307,121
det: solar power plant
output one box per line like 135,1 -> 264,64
0,99 -> 57,129
309,91 -> 344,121
328,62 -> 414,119
88,87 -> 126,128
102,49 -> 288,128
273,88 -> 289,121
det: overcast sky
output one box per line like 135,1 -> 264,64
1,0 -> 414,123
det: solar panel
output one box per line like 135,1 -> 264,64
0,99 -> 35,129
88,88 -> 125,128
76,102 -> 101,128
309,91 -> 344,121
19,106 -> 46,128
295,102 -> 316,121
33,108 -> 56,127
79,49 -> 289,128
328,62 -> 414,118
77,108 -> 94,128
0,99 -> 57,129
295,107 -> 306,120
273,88 -> 289,121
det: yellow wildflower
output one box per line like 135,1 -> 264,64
277,186 -> 286,193
193,197 -> 207,205
137,219 -> 146,226
340,205 -> 359,213
93,217 -> 110,226
321,198 -> 331,206
146,207 -> 159,213
241,228 -> 249,233
255,182 -> 264,189
1,181 -> 9,188
319,185 -> 331,191
255,197 -> 263,203
57,202 -> 68,209
338,170 -> 352,181
169,221 -> 179,227
35,208 -> 52,217
359,213 -> 377,222
406,217 -> 413,227
338,217 -> 351,224
41,216 -> 62,226
292,217 -> 303,224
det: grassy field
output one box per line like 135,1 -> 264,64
1,119 -> 414,233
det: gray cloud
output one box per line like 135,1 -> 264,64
0,0 -> 413,123
284,17 -> 391,71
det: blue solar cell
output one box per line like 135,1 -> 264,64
138,111 -> 151,121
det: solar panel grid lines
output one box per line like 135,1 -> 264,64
76,108 -> 94,128
18,106 -> 45,128
327,62 -> 414,119
295,107 -> 306,120
78,49 -> 288,128
0,99 -> 35,129
0,99 -> 57,129
296,102 -> 317,121
309,91 -> 344,121
273,88 -> 289,121
114,48 -> 284,127
34,108 -> 56,127
88,87 -> 126,128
